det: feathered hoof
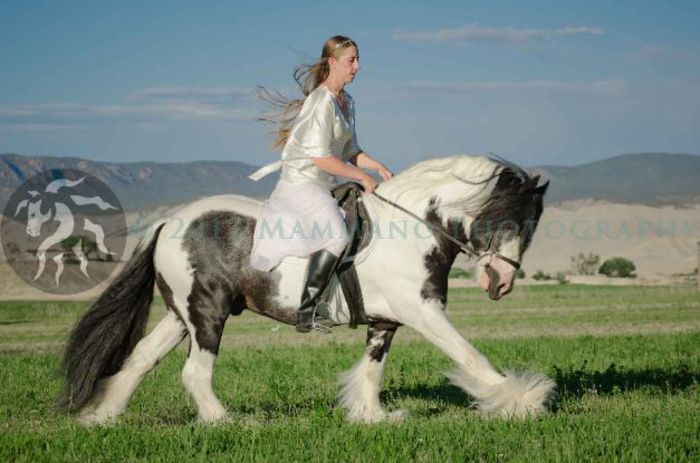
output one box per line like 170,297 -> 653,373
387,408 -> 409,422
448,367 -> 556,418
75,409 -> 118,427
197,410 -> 230,425
347,407 -> 408,424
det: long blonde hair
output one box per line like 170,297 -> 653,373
257,35 -> 358,150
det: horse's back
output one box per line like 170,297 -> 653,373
156,194 -> 262,264
172,194 -> 262,223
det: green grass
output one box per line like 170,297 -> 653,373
0,285 -> 699,461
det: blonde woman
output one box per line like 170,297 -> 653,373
250,35 -> 392,332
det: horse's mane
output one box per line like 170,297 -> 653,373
375,154 -> 545,232
376,155 -> 506,215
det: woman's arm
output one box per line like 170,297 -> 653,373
312,155 -> 378,193
349,152 -> 393,180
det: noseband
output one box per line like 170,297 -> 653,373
477,251 -> 521,271
370,192 -> 521,271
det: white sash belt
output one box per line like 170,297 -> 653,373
248,160 -> 282,181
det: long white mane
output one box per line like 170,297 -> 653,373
375,155 -> 504,217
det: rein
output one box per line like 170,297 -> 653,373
370,191 -> 521,271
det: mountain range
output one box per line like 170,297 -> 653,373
1,152 -> 698,212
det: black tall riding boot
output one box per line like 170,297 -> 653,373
296,249 -> 341,333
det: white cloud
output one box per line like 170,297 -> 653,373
404,80 -> 626,95
0,123 -> 88,131
626,46 -> 671,62
129,86 -> 255,104
0,87 -> 260,132
392,23 -> 605,44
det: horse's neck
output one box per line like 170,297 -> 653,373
38,202 -> 74,251
373,178 -> 492,228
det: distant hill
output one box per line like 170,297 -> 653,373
537,153 -> 700,205
1,152 -> 699,212
0,153 -> 277,211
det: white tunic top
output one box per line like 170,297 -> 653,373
248,85 -> 362,271
249,85 -> 362,188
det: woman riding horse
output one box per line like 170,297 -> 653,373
250,35 -> 393,333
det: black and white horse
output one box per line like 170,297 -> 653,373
59,155 -> 553,424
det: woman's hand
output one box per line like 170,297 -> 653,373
375,164 -> 393,181
360,173 -> 378,194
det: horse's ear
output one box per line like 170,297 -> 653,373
14,199 -> 29,216
520,174 -> 540,193
535,180 -> 550,195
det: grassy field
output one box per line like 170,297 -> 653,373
0,284 -> 698,461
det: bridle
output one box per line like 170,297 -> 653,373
370,192 -> 521,271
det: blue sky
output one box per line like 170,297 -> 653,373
1,0 -> 699,170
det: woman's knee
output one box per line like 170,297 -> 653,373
326,236 -> 349,256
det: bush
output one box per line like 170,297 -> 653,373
599,257 -> 636,278
516,268 -> 526,279
448,268 -> 473,279
571,252 -> 601,275
533,270 -> 551,281
555,272 -> 569,284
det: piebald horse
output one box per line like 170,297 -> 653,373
59,155 -> 554,424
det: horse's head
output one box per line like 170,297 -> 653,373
14,177 -> 87,237
14,191 -> 52,237
468,167 -> 549,300
375,155 -> 549,301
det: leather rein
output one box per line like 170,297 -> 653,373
370,191 -> 521,271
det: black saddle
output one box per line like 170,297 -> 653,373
328,182 -> 373,328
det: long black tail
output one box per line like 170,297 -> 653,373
57,224 -> 165,413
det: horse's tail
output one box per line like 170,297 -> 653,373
57,224 -> 165,413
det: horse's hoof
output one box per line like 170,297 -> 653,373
387,409 -> 409,422
197,412 -> 230,425
240,416 -> 263,426
76,411 -> 116,427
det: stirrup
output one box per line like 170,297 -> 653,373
311,315 -> 333,334
296,306 -> 333,334
312,301 -> 333,334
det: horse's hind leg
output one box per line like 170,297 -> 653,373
181,339 -> 228,423
180,291 -> 231,424
77,310 -> 187,425
338,321 -> 406,423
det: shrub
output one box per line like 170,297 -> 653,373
533,270 -> 551,281
555,272 -> 569,284
571,252 -> 601,275
599,257 -> 637,278
516,268 -> 526,279
448,268 -> 473,279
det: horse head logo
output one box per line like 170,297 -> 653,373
10,175 -> 121,287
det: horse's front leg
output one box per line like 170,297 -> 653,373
338,321 -> 407,423
400,301 -> 555,418
33,250 -> 46,280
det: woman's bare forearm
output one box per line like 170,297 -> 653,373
349,151 -> 393,181
312,155 -> 370,182
349,152 -> 380,170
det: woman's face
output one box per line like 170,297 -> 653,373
329,45 -> 360,84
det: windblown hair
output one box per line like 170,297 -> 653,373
257,35 -> 358,149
